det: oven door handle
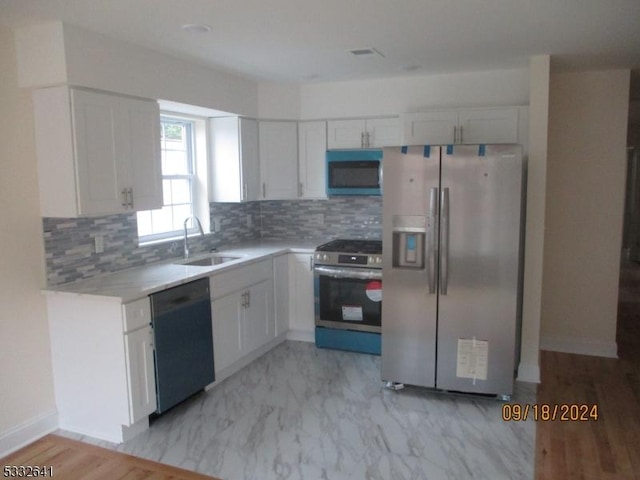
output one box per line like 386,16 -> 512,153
314,265 -> 382,280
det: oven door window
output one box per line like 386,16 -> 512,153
318,274 -> 381,328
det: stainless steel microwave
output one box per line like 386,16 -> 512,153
326,149 -> 382,196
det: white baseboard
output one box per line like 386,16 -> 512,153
540,335 -> 618,358
286,329 -> 314,343
0,409 -> 58,458
516,362 -> 541,383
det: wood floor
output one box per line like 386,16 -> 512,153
0,434 -> 220,480
535,261 -> 640,480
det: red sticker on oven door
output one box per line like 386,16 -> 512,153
366,281 -> 382,302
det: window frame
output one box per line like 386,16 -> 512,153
137,114 -> 208,245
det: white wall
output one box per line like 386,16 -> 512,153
16,22 -> 260,117
0,26 -> 57,455
296,68 -> 529,119
517,55 -> 551,383
541,69 -> 630,357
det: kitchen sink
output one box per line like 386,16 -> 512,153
177,255 -> 241,267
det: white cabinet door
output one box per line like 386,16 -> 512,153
239,118 -> 260,201
273,254 -> 290,337
124,326 -> 157,423
210,117 -> 259,202
123,97 -> 163,211
212,292 -> 244,373
259,121 -> 298,200
366,117 -> 402,147
402,110 -> 458,145
243,279 -> 274,352
33,87 -> 162,217
298,121 -> 327,199
289,254 -> 315,339
71,88 -> 124,215
458,107 -> 519,144
327,119 -> 366,149
327,118 -> 401,149
403,107 -> 521,145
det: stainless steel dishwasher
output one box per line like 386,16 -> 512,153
150,277 -> 214,414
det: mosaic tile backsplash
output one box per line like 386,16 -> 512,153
43,197 -> 382,286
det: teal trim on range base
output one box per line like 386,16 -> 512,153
315,327 -> 381,355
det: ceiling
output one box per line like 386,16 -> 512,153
1,0 -> 639,84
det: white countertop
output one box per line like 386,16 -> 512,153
43,239 -> 323,303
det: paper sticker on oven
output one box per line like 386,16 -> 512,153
365,280 -> 382,302
342,305 -> 363,321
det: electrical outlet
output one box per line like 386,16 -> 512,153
246,214 -> 253,228
213,217 -> 221,232
94,235 -> 104,254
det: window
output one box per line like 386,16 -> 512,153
137,116 -> 204,243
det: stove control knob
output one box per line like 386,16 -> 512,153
323,254 -> 328,261
368,256 -> 374,264
376,256 -> 382,264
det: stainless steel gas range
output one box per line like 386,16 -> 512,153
313,239 -> 382,355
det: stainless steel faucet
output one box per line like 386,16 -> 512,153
183,216 -> 205,259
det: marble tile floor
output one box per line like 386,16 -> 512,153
60,341 -> 536,480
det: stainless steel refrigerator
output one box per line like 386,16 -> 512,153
381,144 -> 523,398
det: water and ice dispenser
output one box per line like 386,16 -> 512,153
392,215 -> 427,269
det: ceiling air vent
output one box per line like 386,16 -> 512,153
349,48 -> 385,58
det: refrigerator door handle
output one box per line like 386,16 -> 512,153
428,187 -> 439,294
440,187 -> 450,295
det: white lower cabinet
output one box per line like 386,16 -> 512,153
210,259 -> 276,380
273,254 -> 290,337
288,253 -> 315,341
211,290 -> 244,372
45,295 -> 157,443
123,325 -> 156,423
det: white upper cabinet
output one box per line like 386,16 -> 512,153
402,110 -> 458,145
327,117 -> 401,149
298,121 -> 327,199
210,117 -> 259,203
403,107 -> 520,145
33,86 -> 162,217
259,120 -> 298,200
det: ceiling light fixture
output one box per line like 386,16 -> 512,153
181,23 -> 212,34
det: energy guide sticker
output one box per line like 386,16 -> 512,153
456,338 -> 489,381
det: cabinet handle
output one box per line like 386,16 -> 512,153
241,292 -> 247,308
453,126 -> 458,144
122,188 -> 129,208
309,256 -> 313,271
262,182 -> 266,198
128,188 -> 134,209
243,183 -> 247,200
247,290 -> 251,308
360,131 -> 365,148
299,182 -> 304,197
365,131 -> 371,148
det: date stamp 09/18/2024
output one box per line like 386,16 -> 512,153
502,403 -> 599,422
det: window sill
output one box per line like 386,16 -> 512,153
138,232 -> 210,248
